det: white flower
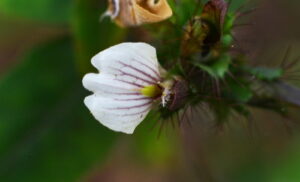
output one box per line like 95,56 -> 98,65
82,42 -> 168,134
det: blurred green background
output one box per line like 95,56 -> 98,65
1,0 -> 300,181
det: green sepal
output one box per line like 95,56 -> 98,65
195,54 -> 231,78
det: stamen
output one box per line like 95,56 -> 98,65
140,85 -> 162,98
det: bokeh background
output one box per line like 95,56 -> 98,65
1,0 -> 300,181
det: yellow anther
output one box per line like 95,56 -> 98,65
140,85 -> 162,98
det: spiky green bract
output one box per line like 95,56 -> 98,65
144,0 -> 300,126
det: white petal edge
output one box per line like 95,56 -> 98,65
84,95 -> 151,134
91,42 -> 160,82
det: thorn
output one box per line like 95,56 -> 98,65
283,57 -> 300,73
157,119 -> 165,139
281,44 -> 292,69
180,106 -> 191,127
176,112 -> 181,127
233,23 -> 255,28
234,0 -> 252,16
236,7 -> 258,19
215,79 -> 221,98
228,71 -> 247,90
150,113 -> 161,131
170,114 -> 176,129
186,107 -> 192,127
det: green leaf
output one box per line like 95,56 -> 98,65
0,38 -> 116,182
196,63 -> 217,77
246,67 -> 283,81
196,54 -> 231,78
0,0 -> 73,24
223,13 -> 235,34
169,0 -> 200,26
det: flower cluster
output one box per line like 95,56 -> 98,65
83,0 -> 300,134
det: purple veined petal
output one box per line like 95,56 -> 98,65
91,42 -> 161,81
84,94 -> 152,134
108,66 -> 157,85
115,60 -> 160,82
82,42 -> 163,134
85,94 -> 152,115
83,73 -> 148,99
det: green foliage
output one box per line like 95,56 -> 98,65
71,0 -> 125,74
245,67 -> 283,81
195,54 -> 231,78
0,0 -> 73,23
225,79 -> 253,103
221,34 -> 233,47
169,0 -> 200,27
223,13 -> 235,34
0,38 -> 116,182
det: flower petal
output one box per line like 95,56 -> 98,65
83,73 -> 144,93
82,42 -> 162,134
91,42 -> 161,83
84,94 -> 152,134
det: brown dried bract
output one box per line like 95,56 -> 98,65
106,0 -> 173,27
201,0 -> 228,55
202,0 -> 228,27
